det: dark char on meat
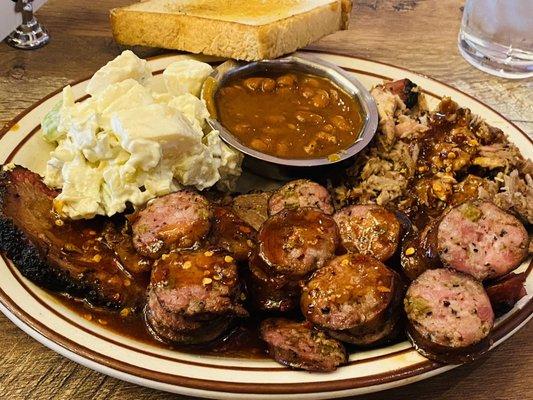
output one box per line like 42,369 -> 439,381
0,166 -> 146,309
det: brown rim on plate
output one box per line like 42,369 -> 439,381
0,51 -> 531,395
0,254 -> 531,394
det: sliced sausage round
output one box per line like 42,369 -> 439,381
209,206 -> 256,261
258,207 -> 339,277
245,252 -> 301,313
145,249 -> 247,344
145,288 -> 231,344
150,250 -> 248,318
328,312 -> 401,347
301,254 -> 401,333
485,272 -> 527,316
334,205 -> 401,262
268,179 -> 334,216
437,200 -> 529,280
260,318 -> 347,371
132,190 -> 212,258
405,268 -> 494,363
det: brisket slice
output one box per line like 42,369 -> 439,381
0,165 -> 146,309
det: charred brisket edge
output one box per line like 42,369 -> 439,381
0,166 -> 120,309
403,79 -> 419,109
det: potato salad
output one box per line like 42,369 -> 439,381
41,51 -> 242,219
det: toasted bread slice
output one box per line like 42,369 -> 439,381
110,0 -> 353,61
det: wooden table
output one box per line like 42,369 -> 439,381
0,1 -> 531,399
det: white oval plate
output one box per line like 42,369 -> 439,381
0,51 -> 531,400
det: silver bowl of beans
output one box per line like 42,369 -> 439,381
201,53 -> 378,180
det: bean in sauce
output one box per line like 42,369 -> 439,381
215,71 -> 364,159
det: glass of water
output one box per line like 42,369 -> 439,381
458,0 -> 533,79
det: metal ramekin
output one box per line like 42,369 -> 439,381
201,53 -> 378,181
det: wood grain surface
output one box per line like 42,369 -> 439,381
0,1 -> 531,399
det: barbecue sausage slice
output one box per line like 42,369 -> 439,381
260,318 -> 347,371
485,272 -> 527,316
131,190 -> 212,259
405,268 -> 494,363
268,179 -> 334,216
328,312 -> 402,347
245,252 -> 301,313
334,205 -> 401,262
145,249 -> 247,344
258,207 -> 339,277
209,206 -> 256,262
150,250 -> 247,318
301,254 -> 402,345
437,201 -> 529,280
145,289 -> 231,345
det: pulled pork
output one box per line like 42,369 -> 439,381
335,81 -> 533,226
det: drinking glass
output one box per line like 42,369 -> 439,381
458,0 -> 533,79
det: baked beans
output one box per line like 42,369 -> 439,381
215,71 -> 363,159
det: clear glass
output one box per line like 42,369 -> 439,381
458,0 -> 533,79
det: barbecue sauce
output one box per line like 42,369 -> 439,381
54,292 -> 268,358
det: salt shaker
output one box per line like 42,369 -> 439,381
6,0 -> 49,49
